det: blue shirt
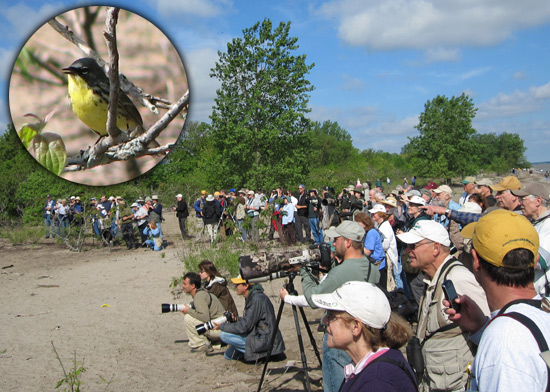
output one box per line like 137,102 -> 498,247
282,203 -> 295,225
364,229 -> 385,263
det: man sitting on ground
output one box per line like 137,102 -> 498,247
215,275 -> 285,362
180,272 -> 225,353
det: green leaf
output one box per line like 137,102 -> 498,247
17,114 -> 46,149
32,132 -> 67,176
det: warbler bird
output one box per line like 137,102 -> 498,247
62,58 -> 156,146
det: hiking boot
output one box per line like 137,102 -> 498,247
190,344 -> 213,354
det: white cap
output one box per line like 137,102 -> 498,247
408,195 -> 426,206
433,185 -> 452,195
368,204 -> 386,214
459,201 -> 482,214
108,196 -> 115,201
311,282 -> 391,329
175,194 -> 183,198
131,202 -> 139,208
396,220 -> 451,247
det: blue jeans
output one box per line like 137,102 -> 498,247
236,219 -> 246,241
309,217 -> 324,244
322,332 -> 351,392
111,220 -> 119,238
220,331 -> 247,360
44,215 -> 55,238
57,216 -> 69,237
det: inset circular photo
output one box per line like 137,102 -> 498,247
9,6 -> 189,185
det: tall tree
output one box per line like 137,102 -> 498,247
403,93 -> 479,182
209,19 -> 315,189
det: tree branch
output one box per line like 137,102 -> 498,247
103,7 -> 121,142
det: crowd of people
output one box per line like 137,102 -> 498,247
44,173 -> 550,391
173,174 -> 550,392
43,194 -> 166,251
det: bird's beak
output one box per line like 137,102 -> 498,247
62,66 -> 76,75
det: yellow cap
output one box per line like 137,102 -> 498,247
214,191 -> 220,196
490,176 -> 522,191
461,209 -> 538,268
231,274 -> 247,284
201,190 -> 207,195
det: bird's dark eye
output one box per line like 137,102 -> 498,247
81,67 -> 88,75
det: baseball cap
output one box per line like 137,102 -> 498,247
311,282 -> 391,329
459,201 -> 482,214
324,221 -> 365,242
420,188 -> 432,198
397,220 -> 451,247
229,188 -> 236,193
408,195 -> 426,206
490,176 -> 522,192
299,184 -> 305,189
511,183 -> 549,201
231,274 -> 247,284
247,190 -> 255,195
475,178 -> 493,187
433,185 -> 452,195
461,209 -> 538,268
461,176 -> 476,184
131,203 -> 139,208
108,196 -> 115,201
214,191 -> 220,197
175,194 -> 183,198
369,204 -> 387,214
405,189 -> 421,198
424,182 -> 438,190
201,190 -> 207,195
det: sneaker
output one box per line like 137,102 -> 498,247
190,344 -> 213,354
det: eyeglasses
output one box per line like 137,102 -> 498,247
324,311 -> 345,324
407,240 -> 434,250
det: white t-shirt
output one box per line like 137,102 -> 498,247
378,220 -> 398,268
472,302 -> 550,392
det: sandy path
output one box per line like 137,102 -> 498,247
0,214 -> 325,391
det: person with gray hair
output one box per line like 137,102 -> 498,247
397,220 -> 489,391
511,182 -> 550,295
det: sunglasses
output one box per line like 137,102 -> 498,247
407,240 -> 433,250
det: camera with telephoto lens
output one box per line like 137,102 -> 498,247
161,303 -> 192,313
195,310 -> 236,335
237,245 -> 332,284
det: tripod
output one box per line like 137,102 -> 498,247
257,272 -> 322,392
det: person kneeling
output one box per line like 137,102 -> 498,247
312,281 -> 417,392
180,272 -> 226,353
143,221 -> 163,251
215,275 -> 285,362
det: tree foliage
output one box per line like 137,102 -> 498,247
403,93 -> 479,181
209,18 -> 315,190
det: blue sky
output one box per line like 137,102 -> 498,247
2,0 -> 550,162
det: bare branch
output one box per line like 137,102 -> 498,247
103,7 -> 121,142
139,90 -> 189,146
64,141 -> 174,171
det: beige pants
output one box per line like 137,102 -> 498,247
205,223 -> 218,243
184,313 -> 221,348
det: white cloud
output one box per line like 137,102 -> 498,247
183,47 -> 221,122
318,0 -> 550,52
478,80 -> 550,119
156,0 -> 233,18
514,71 -> 527,80
425,47 -> 460,63
460,66 -> 493,81
530,81 -> 550,99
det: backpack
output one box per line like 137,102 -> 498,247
204,201 -> 216,220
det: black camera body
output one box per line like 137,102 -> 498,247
195,311 -> 236,335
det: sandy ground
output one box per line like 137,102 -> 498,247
0,213 -> 326,392
1,171 -> 547,392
